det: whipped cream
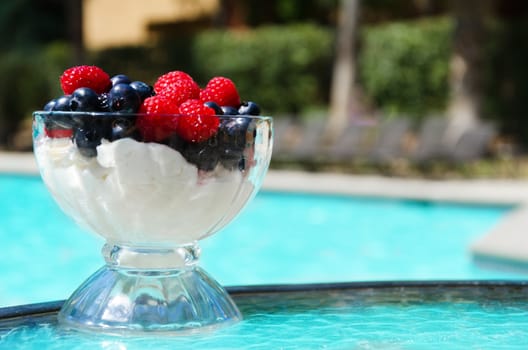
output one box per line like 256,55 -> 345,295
35,137 -> 256,246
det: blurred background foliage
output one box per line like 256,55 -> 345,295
358,18 -> 452,119
189,24 -> 333,114
93,24 -> 334,115
484,18 -> 528,144
1,0 -> 528,152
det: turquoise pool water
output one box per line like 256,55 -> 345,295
0,174 -> 523,307
2,283 -> 528,348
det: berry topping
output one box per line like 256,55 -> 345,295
110,74 -> 131,86
238,101 -> 261,116
200,77 -> 241,108
130,81 -> 154,100
60,65 -> 111,95
153,70 -> 195,93
217,117 -> 252,169
110,117 -> 139,141
98,93 -> 110,111
45,128 -> 73,138
44,66 -> 262,167
50,95 -> 73,111
74,126 -> 104,157
158,78 -> 200,107
180,141 -> 220,171
136,95 -> 180,142
178,99 -> 220,143
203,101 -> 223,115
139,95 -> 180,115
107,83 -> 141,113
70,87 -> 100,112
44,99 -> 57,111
220,106 -> 239,115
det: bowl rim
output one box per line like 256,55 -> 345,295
33,110 -> 273,121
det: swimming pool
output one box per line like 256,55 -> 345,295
4,282 -> 528,349
0,174 -> 523,307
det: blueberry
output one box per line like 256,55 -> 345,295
73,126 -> 103,157
72,112 -> 119,156
219,117 -> 251,148
107,83 -> 141,113
44,99 -> 56,111
169,133 -> 220,171
52,95 -> 73,111
70,88 -> 100,112
221,106 -> 239,115
220,148 -> 248,170
111,74 -> 131,86
46,115 -> 74,130
98,93 -> 111,111
180,138 -> 220,171
167,134 -> 186,151
204,101 -> 223,115
217,117 -> 252,170
238,101 -> 260,116
110,116 -> 139,140
43,95 -> 74,129
130,81 -> 154,100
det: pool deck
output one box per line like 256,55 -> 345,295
2,151 -> 528,267
0,152 -> 38,175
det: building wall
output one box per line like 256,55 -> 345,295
83,0 -> 219,50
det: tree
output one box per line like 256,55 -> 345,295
65,0 -> 84,64
325,0 -> 360,142
443,0 -> 489,147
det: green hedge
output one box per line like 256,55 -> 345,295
191,24 -> 334,114
357,16 -> 528,147
358,17 -> 453,119
0,42 -> 72,147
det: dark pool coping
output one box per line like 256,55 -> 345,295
2,280 -> 528,320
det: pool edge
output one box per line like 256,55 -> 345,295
3,280 -> 528,320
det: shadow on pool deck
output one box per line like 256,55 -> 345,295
3,151 -> 528,270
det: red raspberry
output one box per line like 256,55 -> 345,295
60,65 -> 111,95
177,99 -> 220,143
137,95 -> 180,142
45,128 -> 73,139
199,77 -> 241,108
158,78 -> 200,107
153,70 -> 195,94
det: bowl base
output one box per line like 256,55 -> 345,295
58,265 -> 242,335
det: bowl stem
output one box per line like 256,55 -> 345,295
58,243 -> 242,334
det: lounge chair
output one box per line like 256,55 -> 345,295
325,123 -> 373,162
411,115 -> 450,162
270,117 -> 296,158
368,118 -> 411,163
286,118 -> 327,161
448,122 -> 496,162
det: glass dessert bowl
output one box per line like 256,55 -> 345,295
32,111 -> 273,334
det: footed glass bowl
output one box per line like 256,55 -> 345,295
32,111 -> 273,334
